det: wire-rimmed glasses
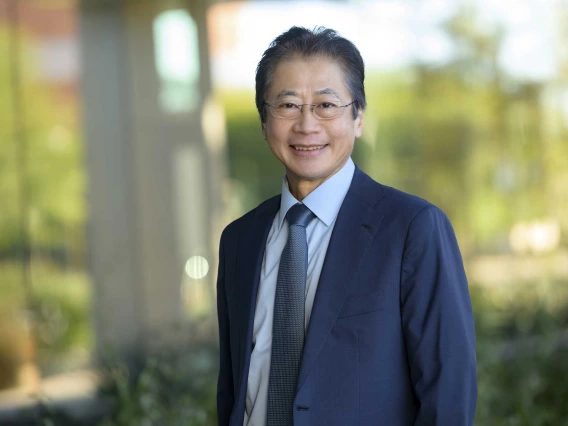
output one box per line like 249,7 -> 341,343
264,100 -> 356,120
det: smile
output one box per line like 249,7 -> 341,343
293,145 -> 326,151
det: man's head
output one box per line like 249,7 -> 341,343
255,26 -> 366,123
255,27 -> 366,197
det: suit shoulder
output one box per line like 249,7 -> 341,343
379,185 -> 454,233
381,185 -> 432,213
367,178 -> 449,226
353,167 -> 444,224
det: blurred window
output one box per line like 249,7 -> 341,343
153,9 -> 201,114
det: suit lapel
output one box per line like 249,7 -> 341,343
233,195 -> 280,410
297,168 -> 386,391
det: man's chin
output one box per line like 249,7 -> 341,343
286,166 -> 334,184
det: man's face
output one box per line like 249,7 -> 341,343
262,56 -> 363,188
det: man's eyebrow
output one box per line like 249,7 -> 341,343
315,88 -> 341,98
275,90 -> 298,99
274,88 -> 341,99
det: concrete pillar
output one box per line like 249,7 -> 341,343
79,0 -> 223,364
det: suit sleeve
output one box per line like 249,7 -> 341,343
400,206 -> 477,425
217,231 -> 234,426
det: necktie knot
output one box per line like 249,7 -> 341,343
287,203 -> 314,228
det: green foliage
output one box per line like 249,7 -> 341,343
471,280 -> 568,339
28,399 -> 81,426
98,343 -> 218,426
477,347 -> 568,425
0,260 -> 92,379
0,28 -> 86,254
32,286 -> 92,368
473,280 -> 568,425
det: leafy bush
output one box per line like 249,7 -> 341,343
473,280 -> 568,425
476,344 -> 568,425
97,342 -> 218,426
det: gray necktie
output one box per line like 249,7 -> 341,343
267,203 -> 315,426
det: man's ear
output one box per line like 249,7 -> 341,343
261,122 -> 267,141
354,109 -> 364,138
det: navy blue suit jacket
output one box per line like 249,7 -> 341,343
216,166 -> 477,426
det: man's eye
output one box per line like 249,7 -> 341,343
318,102 -> 337,109
278,103 -> 297,109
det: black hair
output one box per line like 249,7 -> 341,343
255,26 -> 366,123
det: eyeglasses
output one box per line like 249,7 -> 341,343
264,100 -> 356,120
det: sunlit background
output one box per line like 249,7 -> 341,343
0,0 -> 567,424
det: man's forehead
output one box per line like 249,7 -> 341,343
275,88 -> 341,99
266,56 -> 350,98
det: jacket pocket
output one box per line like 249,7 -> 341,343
338,289 -> 386,318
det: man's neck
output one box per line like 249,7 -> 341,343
286,177 -> 323,201
286,160 -> 349,201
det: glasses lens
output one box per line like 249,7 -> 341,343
272,103 -> 300,119
314,102 -> 342,119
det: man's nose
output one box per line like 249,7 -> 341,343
294,106 -> 321,133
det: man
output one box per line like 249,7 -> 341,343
216,26 -> 477,426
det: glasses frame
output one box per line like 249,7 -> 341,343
263,100 -> 357,120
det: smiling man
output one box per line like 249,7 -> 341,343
216,27 -> 477,426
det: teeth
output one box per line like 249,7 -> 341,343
294,145 -> 324,151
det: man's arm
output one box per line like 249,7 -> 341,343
217,231 -> 234,426
400,206 -> 477,425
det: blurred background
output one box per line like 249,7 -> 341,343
0,0 -> 567,424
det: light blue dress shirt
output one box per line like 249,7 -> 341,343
244,158 -> 355,426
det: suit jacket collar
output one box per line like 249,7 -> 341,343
297,166 -> 386,390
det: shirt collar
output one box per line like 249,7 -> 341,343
278,157 -> 355,229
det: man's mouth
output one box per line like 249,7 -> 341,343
292,145 -> 326,151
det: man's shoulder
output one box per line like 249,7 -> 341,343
381,184 -> 434,214
220,194 -> 280,242
357,171 -> 453,238
355,167 -> 434,217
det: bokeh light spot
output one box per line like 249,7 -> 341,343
185,256 -> 209,279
